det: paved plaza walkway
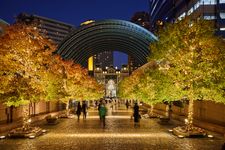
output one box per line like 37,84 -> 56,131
0,104 -> 224,150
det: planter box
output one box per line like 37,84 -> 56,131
45,115 -> 58,125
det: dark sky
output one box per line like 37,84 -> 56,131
0,0 -> 149,68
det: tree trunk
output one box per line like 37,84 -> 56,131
165,105 -> 169,118
187,99 -> 194,131
66,101 -> 70,116
22,105 -> 30,131
150,104 -> 154,116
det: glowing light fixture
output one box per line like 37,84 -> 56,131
42,129 -> 47,133
29,135 -> 35,139
0,136 -> 6,139
178,135 -> 184,138
207,135 -> 214,138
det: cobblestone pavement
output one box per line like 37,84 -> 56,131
0,105 -> 224,150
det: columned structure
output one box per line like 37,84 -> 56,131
94,65 -> 129,98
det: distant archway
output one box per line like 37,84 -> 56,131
55,19 -> 157,67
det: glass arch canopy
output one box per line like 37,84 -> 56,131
56,19 -> 158,66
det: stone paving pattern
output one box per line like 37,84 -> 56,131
0,105 -> 224,150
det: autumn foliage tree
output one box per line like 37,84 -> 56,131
0,23 -> 104,127
0,23 -> 56,129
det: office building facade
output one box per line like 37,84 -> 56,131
16,13 -> 75,44
149,0 -> 225,37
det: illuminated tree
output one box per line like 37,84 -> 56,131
149,18 -> 225,131
0,23 -> 56,129
118,71 -> 141,101
54,58 -> 104,115
0,22 -> 104,128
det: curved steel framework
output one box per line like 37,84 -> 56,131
56,19 -> 157,66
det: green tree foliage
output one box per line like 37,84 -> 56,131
149,18 -> 225,129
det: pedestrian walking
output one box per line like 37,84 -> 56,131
74,101 -> 77,114
82,101 -> 87,119
133,102 -> 139,123
126,100 -> 129,110
99,103 -> 107,127
76,102 -> 82,121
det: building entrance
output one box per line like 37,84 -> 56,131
105,79 -> 116,98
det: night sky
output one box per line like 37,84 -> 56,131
0,0 -> 149,68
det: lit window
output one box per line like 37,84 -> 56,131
220,12 -> 225,19
204,15 -> 216,20
220,0 -> 225,3
200,0 -> 217,4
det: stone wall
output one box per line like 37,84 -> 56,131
0,101 -> 61,124
153,101 -> 225,134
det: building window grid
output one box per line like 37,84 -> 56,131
178,0 -> 220,20
204,15 -> 217,20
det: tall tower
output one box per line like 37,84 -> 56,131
131,11 -> 151,30
0,19 -> 9,36
16,13 -> 75,44
94,51 -> 113,69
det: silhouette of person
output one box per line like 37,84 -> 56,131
126,100 -> 129,110
133,102 -> 139,123
76,102 -> 82,121
82,101 -> 87,119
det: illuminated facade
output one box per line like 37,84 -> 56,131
94,65 -> 129,98
149,0 -> 225,37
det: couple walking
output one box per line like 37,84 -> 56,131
76,101 -> 87,121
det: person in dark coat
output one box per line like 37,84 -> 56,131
76,102 -> 82,121
133,102 -> 139,123
126,100 -> 129,110
82,101 -> 87,119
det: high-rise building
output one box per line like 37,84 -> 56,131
131,11 -> 151,30
148,0 -> 175,32
149,0 -> 225,37
130,12 -> 150,71
0,18 -> 9,36
128,56 -> 141,73
16,13 -> 75,44
93,51 -> 113,69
